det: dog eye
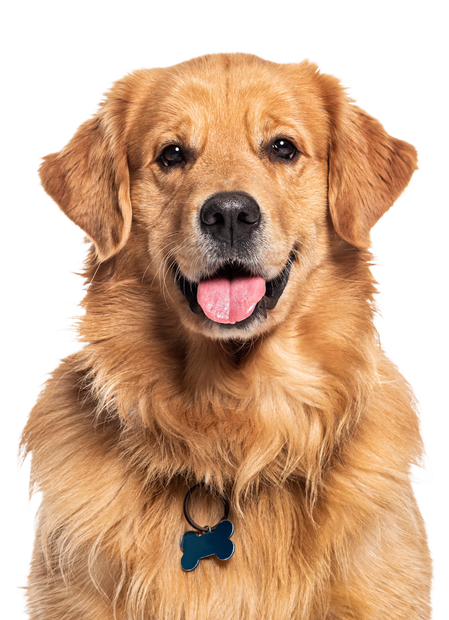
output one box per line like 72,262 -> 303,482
160,145 -> 185,167
271,138 -> 297,160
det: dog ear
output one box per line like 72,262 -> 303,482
39,86 -> 132,262
318,73 -> 417,248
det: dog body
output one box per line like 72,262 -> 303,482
23,54 -> 431,619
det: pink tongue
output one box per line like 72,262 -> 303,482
197,275 -> 266,324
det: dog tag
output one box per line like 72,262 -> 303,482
180,520 -> 235,571
180,483 -> 235,571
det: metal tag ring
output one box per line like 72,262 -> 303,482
183,482 -> 230,533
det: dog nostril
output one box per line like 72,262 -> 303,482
237,210 -> 258,225
202,210 -> 225,227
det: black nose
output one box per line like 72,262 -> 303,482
200,192 -> 261,246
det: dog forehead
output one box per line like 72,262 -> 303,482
129,55 -> 328,160
160,53 -> 294,103
180,51 -> 278,76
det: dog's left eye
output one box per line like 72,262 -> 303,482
271,138 -> 297,160
160,145 -> 185,167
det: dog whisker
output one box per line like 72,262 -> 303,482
142,236 -> 180,282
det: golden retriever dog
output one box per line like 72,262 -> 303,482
22,53 -> 432,619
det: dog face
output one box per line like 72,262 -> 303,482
40,54 -> 416,342
128,57 -> 331,341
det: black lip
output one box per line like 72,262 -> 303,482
176,252 -> 295,328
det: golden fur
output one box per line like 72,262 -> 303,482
22,54 -> 431,619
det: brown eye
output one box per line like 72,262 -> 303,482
271,138 -> 297,160
160,145 -> 185,167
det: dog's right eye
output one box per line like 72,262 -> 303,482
160,145 -> 185,167
271,138 -> 297,160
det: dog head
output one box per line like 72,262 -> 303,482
40,54 -> 416,342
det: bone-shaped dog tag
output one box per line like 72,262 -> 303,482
180,520 -> 235,571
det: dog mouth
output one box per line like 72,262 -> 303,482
176,252 -> 295,328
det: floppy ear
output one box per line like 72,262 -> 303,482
318,74 -> 417,248
39,89 -> 132,262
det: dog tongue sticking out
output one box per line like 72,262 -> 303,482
197,275 -> 266,324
